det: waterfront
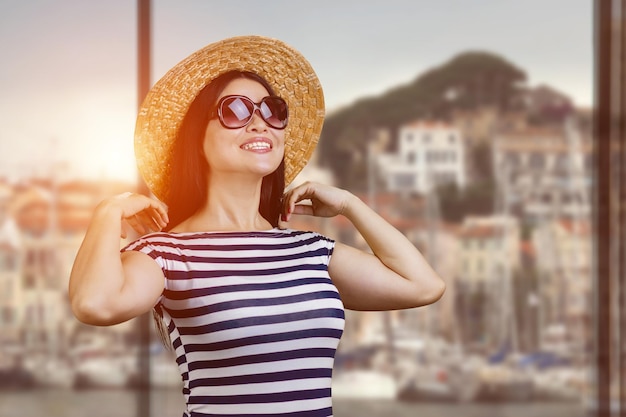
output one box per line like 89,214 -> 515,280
0,389 -> 586,417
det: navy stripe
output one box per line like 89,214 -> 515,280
156,247 -> 330,265
189,368 -> 333,388
164,277 -> 332,300
189,388 -> 332,405
184,328 -> 344,353
166,263 -> 328,280
179,308 -> 345,335
188,348 -> 336,371
167,291 -> 341,319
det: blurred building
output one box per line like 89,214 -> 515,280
492,119 -> 591,224
0,183 -> 22,355
0,177 -> 136,363
532,218 -> 591,356
376,120 -> 467,195
455,215 -> 520,349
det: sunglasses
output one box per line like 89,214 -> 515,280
211,95 -> 289,130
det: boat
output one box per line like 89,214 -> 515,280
331,344 -> 398,399
331,369 -> 397,399
74,355 -> 132,389
531,366 -> 586,401
23,356 -> 75,389
472,361 -> 534,402
0,354 -> 35,390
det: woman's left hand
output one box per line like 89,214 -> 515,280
282,181 -> 353,221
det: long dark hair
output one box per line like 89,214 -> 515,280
164,70 -> 285,231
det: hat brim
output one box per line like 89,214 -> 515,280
134,35 -> 325,201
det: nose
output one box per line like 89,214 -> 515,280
246,110 -> 269,131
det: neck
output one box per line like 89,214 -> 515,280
185,173 -> 272,232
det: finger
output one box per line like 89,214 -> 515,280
126,215 -> 148,236
146,207 -> 167,230
156,207 -> 169,228
286,184 -> 314,213
136,210 -> 161,233
292,204 -> 314,216
120,220 -> 129,239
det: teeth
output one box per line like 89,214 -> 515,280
241,141 -> 271,150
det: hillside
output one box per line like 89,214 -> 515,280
317,50 -> 528,191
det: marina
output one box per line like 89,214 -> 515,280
0,389 -> 587,417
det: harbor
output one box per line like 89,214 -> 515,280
0,389 -> 586,417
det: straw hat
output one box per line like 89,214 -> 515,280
134,35 -> 325,201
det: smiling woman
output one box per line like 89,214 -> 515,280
68,35 -> 445,417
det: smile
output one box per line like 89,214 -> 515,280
240,141 -> 272,151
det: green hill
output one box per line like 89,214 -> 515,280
317,50 -> 527,191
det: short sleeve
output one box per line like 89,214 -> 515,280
322,236 -> 335,267
121,236 -> 168,305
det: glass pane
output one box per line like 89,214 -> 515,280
0,1 -> 593,416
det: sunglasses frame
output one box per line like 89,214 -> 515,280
212,95 -> 289,130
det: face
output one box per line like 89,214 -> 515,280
203,78 -> 285,182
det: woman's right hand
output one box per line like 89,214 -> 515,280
99,192 -> 169,238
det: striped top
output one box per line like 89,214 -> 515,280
122,228 -> 345,417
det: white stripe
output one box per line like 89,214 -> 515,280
186,357 -> 336,379
188,397 -> 332,416
166,269 -> 332,292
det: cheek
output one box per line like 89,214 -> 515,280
275,131 -> 286,153
202,127 -> 224,167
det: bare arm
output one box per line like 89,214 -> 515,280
283,182 -> 445,311
68,193 -> 169,326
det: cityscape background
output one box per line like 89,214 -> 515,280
0,1 -> 594,416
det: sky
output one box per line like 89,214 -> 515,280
0,0 -> 593,183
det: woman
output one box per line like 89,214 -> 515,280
69,36 -> 445,417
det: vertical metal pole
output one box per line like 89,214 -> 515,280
137,0 -> 152,416
618,2 -> 626,415
594,0 -> 612,415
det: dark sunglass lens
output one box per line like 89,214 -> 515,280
221,96 -> 254,128
261,97 -> 288,129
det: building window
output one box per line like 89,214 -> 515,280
541,193 -> 553,203
507,153 -> 521,167
23,273 -> 36,289
423,133 -> 431,143
26,250 -> 36,267
554,153 -> 568,171
449,134 -> 456,143
393,173 -> 416,189
528,152 -> 545,169
2,307 -> 13,325
407,151 -> 416,164
561,193 -> 573,204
